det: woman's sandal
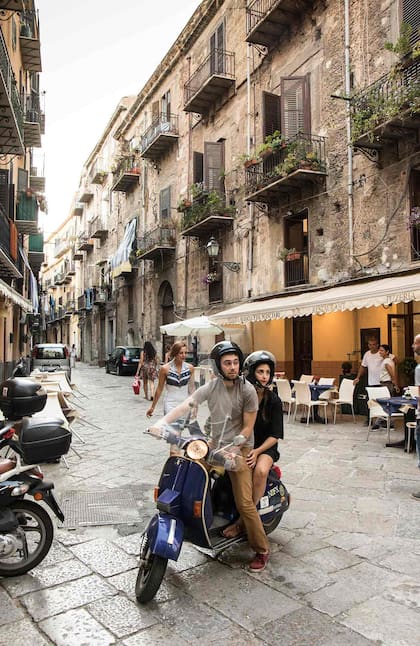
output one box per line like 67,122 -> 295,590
220,522 -> 243,539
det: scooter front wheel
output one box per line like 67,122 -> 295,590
135,536 -> 168,604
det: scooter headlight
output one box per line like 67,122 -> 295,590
186,439 -> 209,460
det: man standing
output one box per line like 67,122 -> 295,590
151,341 -> 270,571
353,337 -> 383,426
411,334 -> 420,501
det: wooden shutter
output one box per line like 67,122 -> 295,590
262,92 -> 281,139
280,76 -> 311,138
152,100 -> 159,123
193,152 -> 204,185
210,21 -> 225,74
403,0 -> 420,47
0,169 -> 10,216
160,186 -> 171,220
204,142 -> 224,193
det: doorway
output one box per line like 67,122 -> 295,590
293,316 -> 312,379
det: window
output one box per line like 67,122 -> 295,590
284,209 -> 309,287
204,142 -> 224,194
262,92 -> 281,140
403,0 -> 420,47
280,76 -> 311,138
210,21 -> 225,74
18,168 -> 28,192
208,258 -> 223,303
159,186 -> 171,220
127,285 -> 134,322
161,90 -> 171,120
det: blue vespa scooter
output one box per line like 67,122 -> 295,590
135,413 -> 289,603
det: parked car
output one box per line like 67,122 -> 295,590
105,346 -> 141,376
31,343 -> 71,379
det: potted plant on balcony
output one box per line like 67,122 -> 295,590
299,151 -> 321,170
277,247 -> 301,261
256,130 -> 286,159
177,196 -> 192,212
239,153 -> 260,169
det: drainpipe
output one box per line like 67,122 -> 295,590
246,43 -> 254,297
344,0 -> 354,264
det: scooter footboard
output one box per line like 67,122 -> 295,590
145,513 -> 184,561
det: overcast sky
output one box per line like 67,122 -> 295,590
37,0 -> 201,234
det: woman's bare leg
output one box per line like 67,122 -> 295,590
252,454 -> 273,505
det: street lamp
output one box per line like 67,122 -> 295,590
206,236 -> 240,273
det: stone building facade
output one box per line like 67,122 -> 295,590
43,0 -> 420,382
0,0 -> 45,378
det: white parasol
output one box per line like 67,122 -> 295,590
160,315 -> 225,337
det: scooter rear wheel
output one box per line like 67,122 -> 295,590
135,536 -> 168,604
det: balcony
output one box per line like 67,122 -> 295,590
246,0 -> 308,48
79,185 -> 94,203
22,93 -> 42,147
28,232 -> 44,272
19,11 -> 42,72
284,252 -> 309,287
15,190 -> 39,234
89,158 -> 108,184
77,233 -> 94,252
93,288 -> 108,305
184,49 -> 235,114
180,191 -> 235,239
139,113 -> 179,160
0,206 -> 21,278
54,236 -> 72,258
0,30 -> 24,155
73,201 -> 84,216
77,292 -> 93,311
64,260 -> 76,278
244,133 -> 327,205
89,215 -> 108,240
53,271 -> 65,286
111,156 -> 141,193
351,57 -> 420,156
137,226 -> 176,261
73,247 -> 84,260
30,164 -> 45,192
65,299 -> 76,314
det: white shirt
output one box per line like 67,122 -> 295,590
379,357 -> 394,383
361,350 -> 382,385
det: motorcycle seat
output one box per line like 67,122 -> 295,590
0,458 -> 16,475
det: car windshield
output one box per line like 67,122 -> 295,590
36,346 -> 66,359
125,347 -> 140,358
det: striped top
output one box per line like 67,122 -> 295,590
163,360 -> 192,414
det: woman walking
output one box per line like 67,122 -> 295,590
136,341 -> 158,401
146,342 -> 194,417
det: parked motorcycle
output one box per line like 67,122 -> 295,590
0,377 -> 70,575
135,410 -> 290,603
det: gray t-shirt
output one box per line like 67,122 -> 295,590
415,363 -> 420,419
191,377 -> 258,447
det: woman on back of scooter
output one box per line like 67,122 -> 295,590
222,350 -> 284,539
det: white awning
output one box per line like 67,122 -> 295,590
0,278 -> 33,312
209,274 -> 420,324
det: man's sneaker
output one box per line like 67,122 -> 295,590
249,552 -> 270,572
411,492 -> 420,501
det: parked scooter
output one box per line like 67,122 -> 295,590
0,377 -> 70,575
135,411 -> 290,603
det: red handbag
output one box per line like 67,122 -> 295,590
132,376 -> 140,395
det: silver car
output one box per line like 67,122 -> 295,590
30,343 -> 71,379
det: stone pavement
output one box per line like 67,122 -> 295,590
1,362 -> 420,645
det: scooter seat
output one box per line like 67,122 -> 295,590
0,458 -> 16,475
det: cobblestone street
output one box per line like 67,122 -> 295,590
1,362 -> 420,645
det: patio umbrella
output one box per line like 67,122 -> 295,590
160,315 -> 224,337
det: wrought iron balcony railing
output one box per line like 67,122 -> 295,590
15,191 -> 39,234
0,29 -> 24,154
184,49 -> 235,113
111,156 -> 141,193
246,0 -> 308,47
139,113 -> 179,159
284,252 -> 309,287
89,158 -> 108,184
136,226 -> 177,261
245,133 -> 327,203
351,57 -> 420,147
19,9 -> 41,72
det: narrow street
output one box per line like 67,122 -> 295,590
1,363 -> 420,645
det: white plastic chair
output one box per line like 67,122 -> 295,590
366,386 -> 403,441
275,379 -> 296,421
299,374 -> 314,384
317,377 -> 336,401
293,381 -> 328,425
331,378 -> 355,423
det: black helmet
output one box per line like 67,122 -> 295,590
243,350 -> 276,386
210,341 -> 244,378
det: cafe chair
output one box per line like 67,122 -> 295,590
293,380 -> 328,425
275,379 -> 296,421
299,374 -> 314,384
365,386 -> 403,442
318,377 -> 336,401
330,378 -> 355,423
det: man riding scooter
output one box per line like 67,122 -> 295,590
151,341 -> 271,572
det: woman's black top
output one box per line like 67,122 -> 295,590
254,389 -> 283,462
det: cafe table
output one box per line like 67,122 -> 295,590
376,396 -> 418,451
309,383 -> 333,401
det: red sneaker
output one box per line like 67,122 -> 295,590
249,552 -> 269,572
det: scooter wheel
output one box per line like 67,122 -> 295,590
0,500 -> 53,576
135,536 -> 168,604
